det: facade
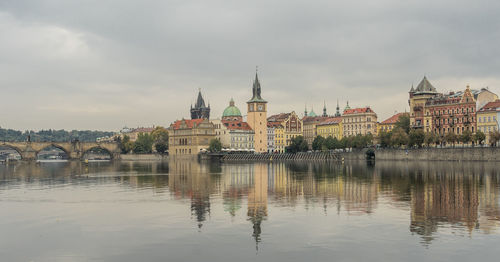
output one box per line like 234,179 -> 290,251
477,100 -> 500,145
302,115 -> 329,148
409,76 -> 439,132
342,107 -> 378,137
268,111 -> 303,151
267,121 -> 285,153
214,99 -> 254,150
168,118 -> 216,156
316,117 -> 343,140
247,73 -> 268,153
426,86 -> 477,136
474,88 -> 499,111
191,90 -> 211,119
378,112 -> 409,133
117,127 -> 155,142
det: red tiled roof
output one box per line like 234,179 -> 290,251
170,119 -> 205,130
381,112 -> 409,125
267,113 -> 291,122
302,116 -> 328,123
132,127 -> 155,133
317,117 -> 342,126
267,121 -> 282,128
479,100 -> 500,112
221,120 -> 253,131
343,107 -> 375,115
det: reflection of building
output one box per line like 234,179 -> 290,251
247,164 -> 268,248
342,107 -> 378,137
168,119 -> 216,155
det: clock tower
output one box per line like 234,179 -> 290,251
247,71 -> 268,153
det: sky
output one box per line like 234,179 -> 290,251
1,0 -> 500,131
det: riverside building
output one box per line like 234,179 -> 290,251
342,107 -> 378,137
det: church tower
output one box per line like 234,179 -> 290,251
247,70 -> 268,153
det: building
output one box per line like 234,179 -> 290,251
477,100 -> 500,145
426,86 -> 477,136
342,107 -> 378,137
191,90 -> 211,119
409,76 -> 439,131
267,121 -> 284,153
247,72 -> 268,153
116,126 -> 155,142
316,117 -> 343,140
473,88 -> 498,111
378,112 -> 409,133
302,115 -> 329,148
268,111 -> 303,151
168,118 -> 216,156
213,98 -> 255,150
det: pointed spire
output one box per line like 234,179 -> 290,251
248,67 -> 266,103
322,100 -> 327,117
335,99 -> 341,117
304,103 -> 308,117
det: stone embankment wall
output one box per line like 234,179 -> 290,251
120,154 -> 168,161
343,147 -> 500,161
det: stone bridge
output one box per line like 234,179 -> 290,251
0,141 -> 121,161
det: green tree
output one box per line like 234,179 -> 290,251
489,130 -> 500,147
424,132 -> 436,147
391,128 -> 409,147
395,114 -> 410,134
324,136 -> 338,150
445,132 -> 458,147
286,136 -> 308,153
473,130 -> 485,145
119,135 -> 133,154
408,129 -> 425,148
152,126 -> 169,154
379,131 -> 392,148
209,138 -> 222,152
312,136 -> 325,151
459,130 -> 472,146
133,133 -> 154,153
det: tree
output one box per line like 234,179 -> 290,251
312,136 -> 325,151
444,132 -> 458,147
152,126 -> 169,154
395,114 -> 410,134
490,130 -> 500,147
391,128 -> 408,147
119,135 -> 133,154
324,136 -> 338,150
286,136 -> 308,153
379,131 -> 392,148
459,130 -> 472,146
209,138 -> 222,152
133,133 -> 154,153
424,132 -> 436,147
408,129 -> 425,148
473,130 -> 485,146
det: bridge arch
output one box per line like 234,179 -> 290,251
82,146 -> 113,160
36,144 -> 70,160
0,144 -> 23,160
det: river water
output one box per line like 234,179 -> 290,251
1,160 -> 500,262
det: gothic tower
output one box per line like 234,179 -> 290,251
191,90 -> 210,119
247,71 -> 268,153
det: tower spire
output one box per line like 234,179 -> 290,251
322,100 -> 327,117
304,103 -> 308,117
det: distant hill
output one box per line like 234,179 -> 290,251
0,128 -> 115,142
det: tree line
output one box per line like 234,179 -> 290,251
116,126 -> 169,154
0,128 -> 114,142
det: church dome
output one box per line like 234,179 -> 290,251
222,98 -> 242,118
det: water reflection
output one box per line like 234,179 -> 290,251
1,160 -> 500,250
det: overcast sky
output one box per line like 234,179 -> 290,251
1,0 -> 500,131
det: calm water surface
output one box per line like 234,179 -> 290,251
1,160 -> 500,262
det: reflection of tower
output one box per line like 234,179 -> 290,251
247,163 -> 268,250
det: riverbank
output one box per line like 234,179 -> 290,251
120,154 -> 168,161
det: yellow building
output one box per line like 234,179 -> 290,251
378,112 -> 409,133
247,72 -> 268,153
302,115 -> 329,149
477,100 -> 500,145
316,117 -> 343,140
168,118 -> 216,156
409,76 -> 439,132
267,111 -> 303,152
267,121 -> 285,153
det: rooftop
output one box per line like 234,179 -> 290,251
221,120 -> 253,131
170,119 -> 205,130
343,107 -> 375,115
478,100 -> 500,112
381,112 -> 408,125
317,117 -> 342,126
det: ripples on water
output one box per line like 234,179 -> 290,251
1,160 -> 500,262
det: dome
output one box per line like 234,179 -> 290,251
222,98 -> 242,118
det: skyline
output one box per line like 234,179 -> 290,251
1,0 -> 500,131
